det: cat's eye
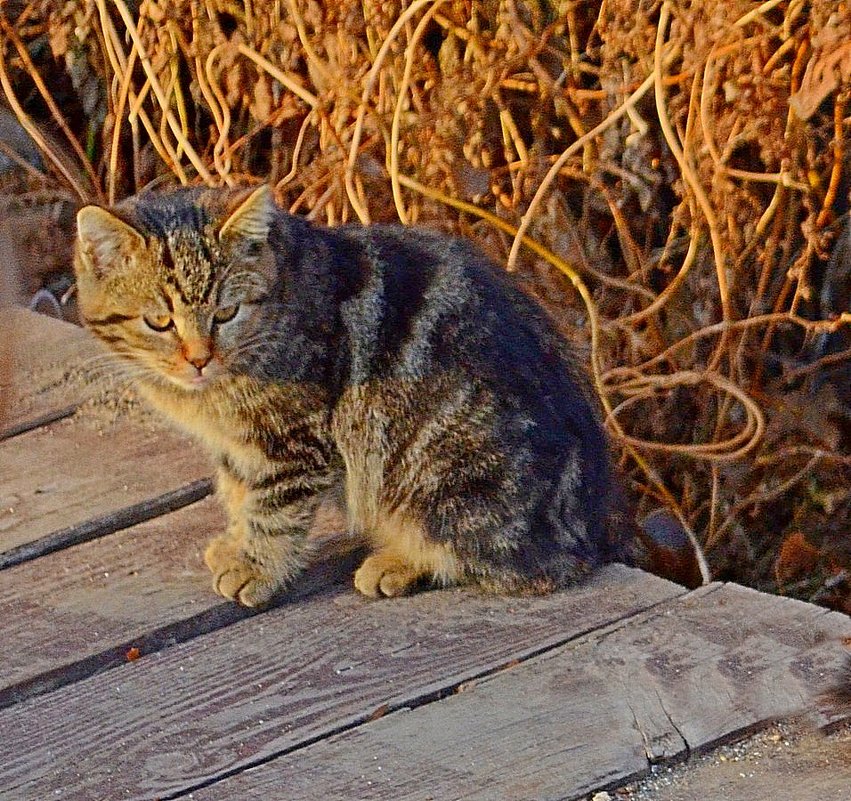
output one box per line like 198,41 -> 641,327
143,314 -> 174,332
213,304 -> 240,324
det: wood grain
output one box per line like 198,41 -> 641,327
0,415 -> 210,561
0,308 -> 99,438
193,583 -> 851,801
0,565 -> 683,801
0,498 -> 228,704
0,497 -> 359,709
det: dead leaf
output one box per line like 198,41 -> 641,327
368,703 -> 389,721
774,531 -> 820,586
790,37 -> 851,120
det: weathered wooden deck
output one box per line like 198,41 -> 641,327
1,308 -> 849,801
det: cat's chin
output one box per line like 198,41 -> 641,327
161,373 -> 217,393
187,376 -> 212,391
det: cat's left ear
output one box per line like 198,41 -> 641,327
218,184 -> 274,247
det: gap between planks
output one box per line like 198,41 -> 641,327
0,546 -> 365,712
0,478 -> 212,570
167,587 -> 692,801
0,403 -> 79,441
160,585 -> 712,801
0,494 -> 360,710
0,414 -> 212,563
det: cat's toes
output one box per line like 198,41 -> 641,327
219,566 -> 278,607
354,554 -> 421,598
204,537 -> 279,607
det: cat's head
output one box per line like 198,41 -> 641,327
74,185 -> 277,392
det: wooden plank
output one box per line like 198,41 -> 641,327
0,565 -> 683,801
0,308 -> 100,438
0,414 -> 211,564
194,584 -> 851,801
0,497 -> 357,710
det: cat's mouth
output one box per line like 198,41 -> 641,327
163,362 -> 225,392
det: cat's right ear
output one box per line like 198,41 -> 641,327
218,184 -> 273,246
76,206 -> 146,278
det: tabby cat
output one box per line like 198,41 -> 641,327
74,185 -> 623,606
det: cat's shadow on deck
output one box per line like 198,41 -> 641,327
207,537 -> 368,623
273,532 -> 367,610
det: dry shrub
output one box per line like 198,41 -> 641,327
1,0 -> 849,608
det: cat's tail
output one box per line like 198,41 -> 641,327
603,478 -> 704,589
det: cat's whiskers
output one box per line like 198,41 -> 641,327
75,353 -> 137,382
230,332 -> 286,363
78,349 -> 147,372
85,365 -> 151,390
79,352 -> 135,368
76,349 -> 169,392
231,336 -> 276,357
64,365 -> 150,408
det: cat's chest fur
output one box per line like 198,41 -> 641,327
138,376 -> 332,479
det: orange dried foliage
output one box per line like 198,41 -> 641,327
1,0 -> 849,608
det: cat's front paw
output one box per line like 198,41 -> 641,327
354,553 -> 422,598
204,536 -> 280,607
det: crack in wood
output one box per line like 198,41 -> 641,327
184,584 -> 848,801
143,589 -> 689,801
626,699 -> 656,765
656,688 -> 690,755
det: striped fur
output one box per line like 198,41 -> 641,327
74,185 -> 624,606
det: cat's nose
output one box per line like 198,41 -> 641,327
183,339 -> 213,372
188,353 -> 211,371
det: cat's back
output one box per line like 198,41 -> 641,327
334,222 -> 599,425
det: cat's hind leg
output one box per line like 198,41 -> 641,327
354,513 -> 460,598
353,551 -> 422,598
